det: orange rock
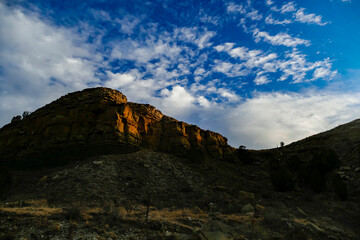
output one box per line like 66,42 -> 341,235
0,87 -> 237,167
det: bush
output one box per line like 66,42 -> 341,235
0,167 -> 12,200
312,149 -> 340,174
237,146 -> 253,164
64,202 -> 82,220
332,175 -> 348,201
269,158 -> 280,171
187,147 -> 204,164
286,155 -> 302,171
11,115 -> 22,123
22,111 -> 31,119
271,168 -> 294,192
298,149 -> 339,193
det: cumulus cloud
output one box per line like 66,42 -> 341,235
160,85 -> 196,117
0,2 -> 101,125
253,29 -> 310,47
254,74 -> 270,85
222,91 -> 360,148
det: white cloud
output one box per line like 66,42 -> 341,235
223,91 -> 360,148
218,88 -> 240,102
265,0 -> 274,6
226,2 -> 246,14
197,96 -> 211,108
0,2 -> 101,126
214,43 -> 336,84
271,2 -> 328,26
278,51 -> 337,82
254,74 -> 270,85
160,85 -> 196,117
212,60 -> 249,77
246,9 -> 263,21
265,14 -> 292,25
276,2 -> 297,13
214,42 -> 235,52
105,69 -> 142,89
226,2 -> 263,21
175,27 -> 215,49
116,15 -> 141,35
253,29 -> 310,47
294,8 -> 328,26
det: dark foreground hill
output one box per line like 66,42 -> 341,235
0,87 -> 359,240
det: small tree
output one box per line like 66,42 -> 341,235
22,111 -> 31,118
280,142 -> 285,147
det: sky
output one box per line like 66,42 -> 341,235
1,0 -> 360,149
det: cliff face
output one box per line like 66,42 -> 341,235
0,88 -> 236,167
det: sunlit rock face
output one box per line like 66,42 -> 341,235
0,87 -> 236,167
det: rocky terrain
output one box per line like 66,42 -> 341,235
0,88 -> 235,168
0,87 -> 359,240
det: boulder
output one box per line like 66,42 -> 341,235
194,220 -> 235,240
241,204 -> 254,214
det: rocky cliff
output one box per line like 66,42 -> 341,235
0,87 -> 236,167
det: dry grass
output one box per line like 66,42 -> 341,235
0,199 -> 261,232
0,206 -> 62,216
222,213 -> 258,224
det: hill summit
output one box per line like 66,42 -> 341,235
0,87 -> 236,167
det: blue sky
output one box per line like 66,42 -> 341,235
1,0 -> 360,149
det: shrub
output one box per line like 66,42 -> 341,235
332,175 -> 348,201
22,111 -> 31,119
312,149 -> 340,174
64,202 -> 82,220
187,147 -> 204,164
0,167 -> 12,200
286,155 -> 302,171
298,149 -> 339,193
269,158 -> 280,171
298,164 -> 326,193
271,168 -> 294,192
11,115 -> 22,123
237,146 -> 253,164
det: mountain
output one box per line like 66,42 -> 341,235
0,87 -> 235,168
0,87 -> 359,240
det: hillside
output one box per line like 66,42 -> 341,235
0,87 -> 359,240
0,87 -> 235,168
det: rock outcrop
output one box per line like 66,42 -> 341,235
0,87 -> 236,167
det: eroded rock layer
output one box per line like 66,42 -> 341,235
0,87 -> 236,167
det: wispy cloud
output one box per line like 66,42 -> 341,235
271,2 -> 297,13
214,43 -> 337,84
265,14 -> 292,25
294,8 -> 328,26
226,2 -> 263,21
253,29 -> 310,47
270,2 -> 328,26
